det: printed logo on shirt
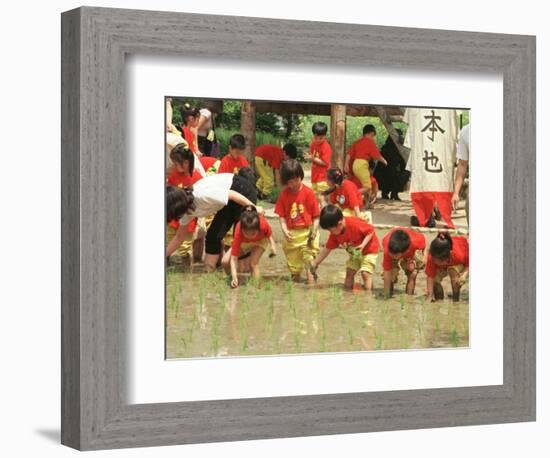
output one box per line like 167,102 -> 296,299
290,202 -> 306,224
338,194 -> 346,205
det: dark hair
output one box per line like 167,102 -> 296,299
363,124 -> 376,136
320,205 -> 344,230
169,143 -> 195,174
280,159 -> 304,185
312,121 -> 328,136
326,167 -> 344,186
166,185 -> 196,222
368,159 -> 376,170
240,205 -> 260,232
430,232 -> 453,261
238,166 -> 257,188
282,143 -> 298,159
229,134 -> 246,150
388,229 -> 411,255
179,103 -> 200,126
323,168 -> 344,196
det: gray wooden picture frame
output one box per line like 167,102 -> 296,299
61,6 -> 536,451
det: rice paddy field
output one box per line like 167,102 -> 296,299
166,224 -> 469,359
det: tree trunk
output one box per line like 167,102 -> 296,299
374,106 -> 410,163
240,101 -> 256,166
330,104 -> 346,169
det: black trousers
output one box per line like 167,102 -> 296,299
205,175 -> 258,255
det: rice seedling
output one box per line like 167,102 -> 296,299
450,324 -> 460,347
374,330 -> 384,350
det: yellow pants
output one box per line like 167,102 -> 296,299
166,224 -> 193,257
345,249 -> 378,273
239,239 -> 269,255
255,156 -> 275,196
282,227 -> 320,275
341,208 -> 372,223
352,159 -> 371,189
389,249 -> 426,282
435,264 -> 466,284
311,181 -> 330,193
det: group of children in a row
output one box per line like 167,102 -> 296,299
166,119 -> 469,301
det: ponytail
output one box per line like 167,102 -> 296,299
240,205 -> 260,231
430,232 -> 453,260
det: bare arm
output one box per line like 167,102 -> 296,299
311,247 -> 332,270
166,224 -> 187,257
268,235 -> 277,256
230,255 -> 239,288
452,159 -> 468,210
383,270 -> 393,298
354,206 -> 362,218
344,154 -> 351,174
426,276 -> 435,302
358,232 -> 374,251
279,217 -> 292,241
227,190 -> 256,208
274,168 -> 282,189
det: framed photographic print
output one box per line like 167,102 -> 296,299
61,6 -> 536,450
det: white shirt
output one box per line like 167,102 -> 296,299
197,108 -> 212,137
178,173 -> 234,226
404,108 -> 459,193
457,124 -> 470,161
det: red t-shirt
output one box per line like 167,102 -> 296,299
199,156 -> 217,169
166,169 -> 202,188
182,127 -> 198,153
166,170 -> 202,230
348,136 -> 382,162
309,139 -> 332,183
382,227 -> 426,271
256,144 -> 284,169
328,179 -> 363,211
274,184 -> 320,230
218,154 -> 249,174
231,216 -> 272,256
325,217 -> 379,255
425,236 -> 469,278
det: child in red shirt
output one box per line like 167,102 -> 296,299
304,121 -> 332,198
311,205 -> 379,291
218,134 -> 249,174
345,125 -> 387,205
221,206 -> 276,288
165,144 -> 204,262
324,167 -> 363,218
275,159 -> 320,283
178,104 -> 200,154
255,143 -> 298,198
382,228 -> 427,297
426,232 -> 469,302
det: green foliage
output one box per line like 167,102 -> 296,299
216,128 -> 285,155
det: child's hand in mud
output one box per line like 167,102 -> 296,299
269,245 -> 277,258
230,277 -> 239,289
309,262 -> 319,280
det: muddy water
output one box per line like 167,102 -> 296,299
166,228 -> 469,359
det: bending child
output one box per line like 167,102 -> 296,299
166,172 -> 258,272
382,228 -> 427,297
311,205 -> 379,291
324,167 -> 364,218
274,159 -> 320,283
221,206 -> 276,288
425,232 -> 469,302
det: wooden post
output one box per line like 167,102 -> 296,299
373,106 -> 410,162
330,104 -> 346,169
240,101 -> 256,167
